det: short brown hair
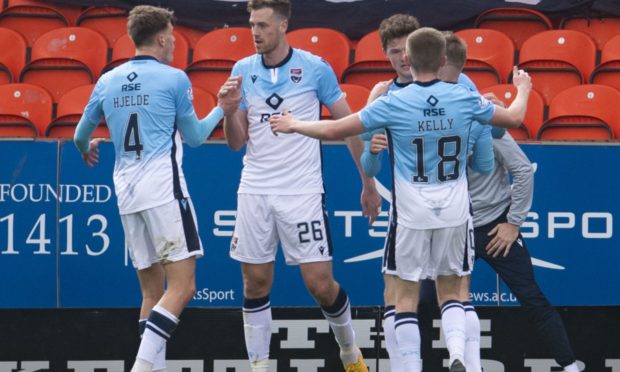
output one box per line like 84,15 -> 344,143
407,27 -> 446,74
444,31 -> 467,71
247,0 -> 291,20
378,14 -> 420,51
127,5 -> 175,48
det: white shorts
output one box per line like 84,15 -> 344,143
382,218 -> 474,281
121,198 -> 203,270
230,193 -> 332,265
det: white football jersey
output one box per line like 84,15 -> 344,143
231,48 -> 343,194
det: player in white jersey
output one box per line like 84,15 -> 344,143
221,1 -> 380,371
270,27 -> 532,372
73,5 -> 240,372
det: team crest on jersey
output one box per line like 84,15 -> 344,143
289,68 -> 303,83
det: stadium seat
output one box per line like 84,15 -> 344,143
103,31 -> 190,74
560,16 -> 620,52
539,84 -> 620,140
342,30 -> 394,90
21,27 -> 107,102
287,27 -> 352,80
481,84 -> 545,140
0,83 -> 52,136
6,0 -> 82,26
186,27 -> 254,97
0,27 -> 27,84
589,34 -> 620,91
46,84 -> 109,138
76,6 -> 128,47
175,24 -> 206,50
474,7 -> 552,50
0,4 -> 68,46
518,30 -> 597,104
455,29 -> 515,87
321,83 -> 370,119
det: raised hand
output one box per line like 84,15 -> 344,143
218,76 -> 242,116
511,66 -> 532,92
368,80 -> 391,103
370,133 -> 388,155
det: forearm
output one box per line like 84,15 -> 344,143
345,135 -> 378,187
506,164 -> 534,225
73,115 -> 98,154
223,111 -> 249,150
505,86 -> 530,128
177,107 -> 224,147
361,141 -> 382,177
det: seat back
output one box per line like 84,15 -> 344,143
456,29 -> 515,83
600,34 -> 620,64
321,84 -> 369,118
354,30 -> 385,63
474,7 -> 552,50
287,27 -> 351,80
0,83 -> 53,135
538,115 -> 613,141
560,16 -> 620,51
186,60 -> 235,98
7,0 -> 82,25
481,84 -> 545,139
174,24 -> 205,50
0,27 -> 27,83
545,84 -> 620,139
31,27 -> 108,79
76,6 -> 128,47
47,83 -> 110,137
191,86 -> 216,119
0,5 -> 68,46
193,27 -> 255,62
590,35 -> 620,91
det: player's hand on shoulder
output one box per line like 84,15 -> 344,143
483,92 -> 506,108
368,80 -> 391,103
511,66 -> 532,92
218,76 -> 242,116
370,133 -> 388,155
269,110 -> 295,134
82,138 -> 103,168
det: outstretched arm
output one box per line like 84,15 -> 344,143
270,111 -> 365,140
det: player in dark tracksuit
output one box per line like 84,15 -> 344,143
466,131 -> 579,372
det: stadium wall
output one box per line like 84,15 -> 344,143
1,141 -> 619,370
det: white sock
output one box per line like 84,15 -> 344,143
441,300 -> 466,365
394,312 -> 422,372
243,296 -> 272,364
136,306 -> 179,366
250,358 -> 270,372
140,319 -> 166,371
383,305 -> 403,372
564,362 -> 579,372
321,288 -> 358,365
463,302 -> 482,372
130,358 -> 152,372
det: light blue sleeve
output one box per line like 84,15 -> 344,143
177,106 -> 224,147
231,62 -> 247,112
470,91 -> 496,124
458,73 -> 477,92
471,125 -> 495,174
316,58 -> 342,107
359,95 -> 391,132
175,72 -> 197,120
361,140 -> 383,177
74,79 -> 105,154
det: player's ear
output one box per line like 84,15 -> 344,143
439,55 -> 447,68
279,18 -> 288,33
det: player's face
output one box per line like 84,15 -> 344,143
385,36 -> 412,82
160,22 -> 175,65
249,8 -> 287,55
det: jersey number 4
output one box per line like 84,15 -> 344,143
124,113 -> 143,160
412,136 -> 461,182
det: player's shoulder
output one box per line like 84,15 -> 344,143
292,48 -> 332,69
233,54 -> 261,71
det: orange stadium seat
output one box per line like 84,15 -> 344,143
186,27 -> 254,97
175,24 -> 206,50
0,4 -> 68,46
518,30 -> 597,104
21,27 -> 107,102
481,84 -> 545,140
590,34 -> 620,91
474,7 -> 552,50
287,27 -> 352,80
321,84 -> 370,119
0,27 -> 26,84
190,86 -> 221,139
560,16 -> 620,52
0,83 -> 52,136
6,0 -> 82,26
46,84 -> 109,138
342,30 -> 394,90
456,29 -> 515,88
76,6 -> 128,47
539,84 -> 620,140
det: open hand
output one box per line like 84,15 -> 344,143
82,138 -> 103,167
486,222 -> 520,258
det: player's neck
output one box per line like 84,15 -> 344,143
414,72 -> 439,83
135,49 -> 161,63
262,41 -> 291,67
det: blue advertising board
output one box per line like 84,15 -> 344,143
0,141 -> 618,308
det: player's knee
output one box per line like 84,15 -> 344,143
306,279 -> 337,304
243,276 -> 271,298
